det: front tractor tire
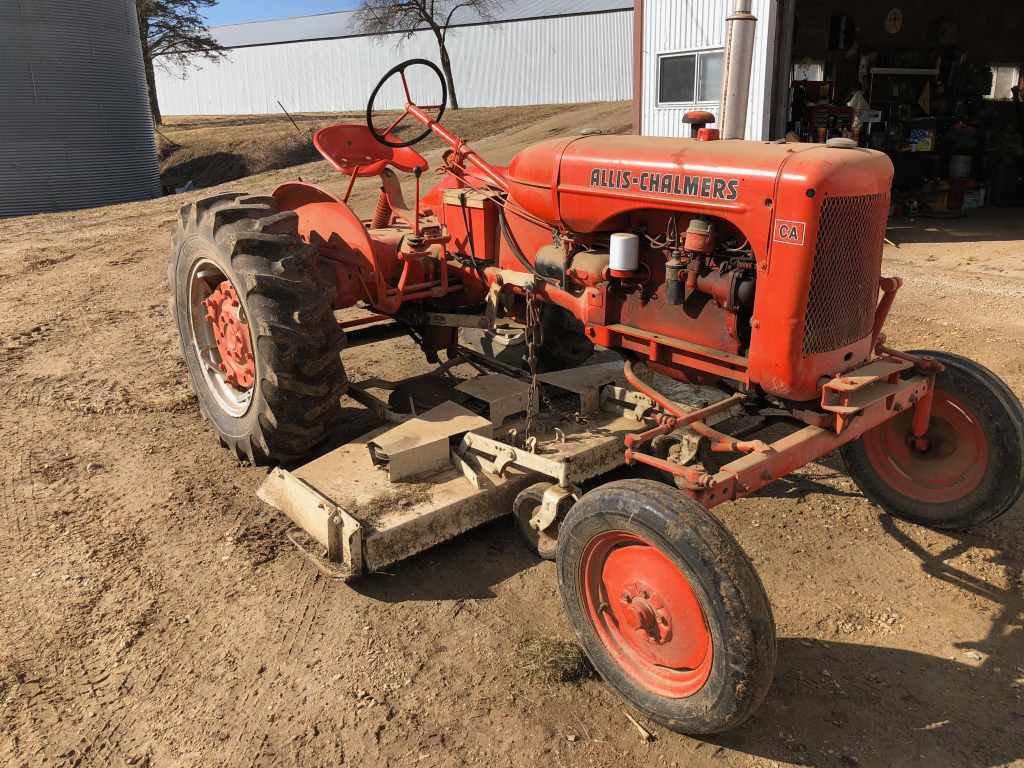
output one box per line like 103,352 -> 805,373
842,351 -> 1024,530
170,192 -> 347,465
557,480 -> 777,734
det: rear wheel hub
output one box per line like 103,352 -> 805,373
203,281 -> 255,390
187,260 -> 255,418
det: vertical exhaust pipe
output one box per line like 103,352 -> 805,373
719,0 -> 757,139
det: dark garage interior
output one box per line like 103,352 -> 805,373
776,0 -> 1024,214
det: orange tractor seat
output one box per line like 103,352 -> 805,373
313,124 -> 427,176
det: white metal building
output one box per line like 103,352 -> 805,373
155,0 -> 634,115
633,0 -> 781,140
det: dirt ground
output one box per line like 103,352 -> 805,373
1,101 -> 1022,768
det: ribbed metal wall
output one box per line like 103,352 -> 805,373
0,0 -> 162,217
641,0 -> 777,140
154,12 -> 634,115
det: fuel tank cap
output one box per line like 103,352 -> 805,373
825,137 -> 859,149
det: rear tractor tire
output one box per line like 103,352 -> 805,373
842,351 -> 1024,530
556,479 -> 777,734
169,192 -> 347,465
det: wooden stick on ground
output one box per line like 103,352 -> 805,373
623,710 -> 654,743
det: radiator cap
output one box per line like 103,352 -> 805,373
825,137 -> 859,149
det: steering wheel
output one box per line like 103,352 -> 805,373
366,58 -> 448,148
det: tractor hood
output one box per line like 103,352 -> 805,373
504,134 -> 889,233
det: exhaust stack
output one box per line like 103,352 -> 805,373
719,0 -> 757,139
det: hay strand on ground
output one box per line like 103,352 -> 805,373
518,637 -> 593,684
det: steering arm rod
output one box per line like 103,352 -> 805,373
405,103 -> 508,192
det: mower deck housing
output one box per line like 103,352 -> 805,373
257,359 -> 735,578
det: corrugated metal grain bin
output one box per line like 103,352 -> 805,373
0,0 -> 162,217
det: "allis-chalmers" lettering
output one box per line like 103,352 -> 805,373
589,168 -> 740,201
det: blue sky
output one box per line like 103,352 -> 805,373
203,1 -> 360,26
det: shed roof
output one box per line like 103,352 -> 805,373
210,0 -> 634,48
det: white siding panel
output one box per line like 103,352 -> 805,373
155,12 -> 632,115
641,0 -> 776,140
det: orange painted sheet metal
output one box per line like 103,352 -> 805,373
506,135 -> 820,233
505,135 -> 893,400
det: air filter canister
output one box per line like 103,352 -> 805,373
609,232 -> 640,272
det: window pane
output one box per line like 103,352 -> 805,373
698,51 -> 723,102
659,54 -> 696,103
989,65 -> 1020,100
793,61 -> 824,81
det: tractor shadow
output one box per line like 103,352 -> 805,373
747,451 -> 863,502
351,515 -> 542,602
709,635 -> 1024,767
320,404 -> 386,448
878,500 -> 1024,667
714,500 -> 1024,767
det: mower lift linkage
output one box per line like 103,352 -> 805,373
621,350 -> 938,507
617,276 -> 944,502
622,361 -> 766,490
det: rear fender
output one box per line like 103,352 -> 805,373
273,181 -> 395,308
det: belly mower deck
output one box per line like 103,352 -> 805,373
256,358 -> 736,579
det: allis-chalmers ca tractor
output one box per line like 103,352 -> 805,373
170,60 -> 1024,733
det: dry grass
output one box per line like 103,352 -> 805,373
155,102 -> 627,191
518,637 -> 594,685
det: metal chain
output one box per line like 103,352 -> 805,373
524,289 -> 541,446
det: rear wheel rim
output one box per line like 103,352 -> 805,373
861,390 -> 989,504
580,530 -> 713,698
188,260 -> 255,417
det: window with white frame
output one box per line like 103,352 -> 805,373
986,65 -> 1021,100
657,49 -> 724,105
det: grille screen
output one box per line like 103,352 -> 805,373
802,193 -> 889,354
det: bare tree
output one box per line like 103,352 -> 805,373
353,1 -> 497,110
137,0 -> 225,125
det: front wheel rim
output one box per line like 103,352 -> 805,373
861,390 -> 989,504
580,530 -> 713,698
188,260 -> 255,417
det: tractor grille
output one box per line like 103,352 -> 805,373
802,193 -> 889,354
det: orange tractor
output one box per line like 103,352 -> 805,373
170,60 -> 1024,734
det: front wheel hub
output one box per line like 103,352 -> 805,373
620,582 -> 673,644
863,390 -> 988,503
203,281 -> 255,390
581,531 -> 713,698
